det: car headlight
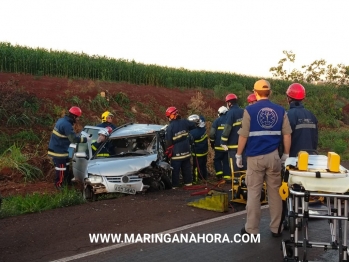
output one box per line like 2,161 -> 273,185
87,174 -> 103,183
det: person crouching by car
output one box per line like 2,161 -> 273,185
188,114 -> 209,182
91,127 -> 114,157
48,106 -> 90,190
165,106 -> 197,188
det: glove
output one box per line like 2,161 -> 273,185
281,153 -> 289,166
165,145 -> 174,159
236,154 -> 243,168
221,144 -> 228,151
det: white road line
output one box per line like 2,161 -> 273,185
50,205 -> 269,262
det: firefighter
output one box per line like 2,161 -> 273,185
236,79 -> 292,237
165,106 -> 197,188
286,83 -> 318,157
209,106 -> 230,180
97,111 -> 117,129
48,106 -> 90,189
91,127 -> 114,157
247,93 -> 257,105
188,115 -> 209,181
220,94 -> 246,181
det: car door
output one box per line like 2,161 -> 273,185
72,126 -> 103,182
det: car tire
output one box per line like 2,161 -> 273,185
83,185 -> 98,202
161,174 -> 172,189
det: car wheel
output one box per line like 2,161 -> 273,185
161,174 -> 172,189
83,185 -> 98,202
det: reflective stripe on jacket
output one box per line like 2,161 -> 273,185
165,119 -> 196,161
245,100 -> 285,157
287,102 -> 318,157
220,104 -> 243,149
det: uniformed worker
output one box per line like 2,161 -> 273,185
97,111 -> 117,129
220,94 -> 246,181
48,106 -> 90,189
188,115 -> 209,181
286,83 -> 318,157
209,106 -> 230,180
247,93 -> 257,105
165,106 -> 197,188
91,127 -> 114,157
236,79 -> 292,237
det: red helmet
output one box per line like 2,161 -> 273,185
225,94 -> 237,102
286,83 -> 305,100
247,94 -> 257,103
165,106 -> 178,118
69,106 -> 82,117
105,126 -> 113,134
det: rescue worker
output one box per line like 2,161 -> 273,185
97,111 -> 117,129
48,106 -> 90,189
247,93 -> 257,105
209,106 -> 230,180
286,83 -> 318,157
188,115 -> 209,181
236,79 -> 292,237
165,106 -> 197,188
220,94 -> 246,181
91,127 -> 114,157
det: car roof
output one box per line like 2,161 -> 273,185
84,123 -> 165,138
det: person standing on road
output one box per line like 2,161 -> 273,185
165,106 -> 197,188
97,111 -> 117,130
209,106 -> 230,180
48,106 -> 90,189
236,79 -> 292,237
220,94 -> 246,181
286,83 -> 318,157
188,115 -> 209,181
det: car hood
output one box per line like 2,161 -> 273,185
87,154 -> 158,176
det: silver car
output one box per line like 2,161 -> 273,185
71,123 -> 172,200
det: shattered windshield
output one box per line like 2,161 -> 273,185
95,134 -> 157,158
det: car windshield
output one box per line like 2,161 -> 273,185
95,134 -> 157,159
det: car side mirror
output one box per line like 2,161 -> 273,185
75,152 -> 87,159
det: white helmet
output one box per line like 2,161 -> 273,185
98,128 -> 110,137
218,106 -> 228,116
188,114 -> 200,124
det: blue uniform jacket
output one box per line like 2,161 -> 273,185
96,122 -> 117,129
48,115 -> 87,158
210,114 -> 228,151
221,104 -> 244,149
165,118 -> 196,161
189,126 -> 208,157
287,102 -> 318,157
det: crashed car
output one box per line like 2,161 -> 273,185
71,123 -> 172,200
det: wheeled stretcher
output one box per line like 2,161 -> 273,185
281,152 -> 349,262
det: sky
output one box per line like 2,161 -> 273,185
0,0 -> 348,78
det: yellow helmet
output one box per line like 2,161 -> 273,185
101,111 -> 114,122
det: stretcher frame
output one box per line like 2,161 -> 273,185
281,155 -> 349,262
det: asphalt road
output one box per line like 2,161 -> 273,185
51,206 -> 348,262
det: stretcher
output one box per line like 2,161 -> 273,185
281,152 -> 349,262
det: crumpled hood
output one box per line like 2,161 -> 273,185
87,154 -> 157,176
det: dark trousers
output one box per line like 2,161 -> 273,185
228,150 -> 247,177
171,158 -> 192,187
213,150 -> 230,177
53,157 -> 71,187
192,155 -> 208,180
